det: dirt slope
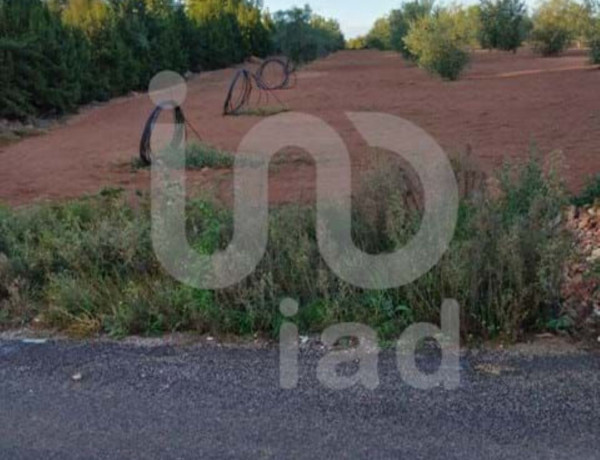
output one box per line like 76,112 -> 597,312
1,49 -> 599,206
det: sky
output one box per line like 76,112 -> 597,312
262,0 -> 537,39
263,0 -> 401,38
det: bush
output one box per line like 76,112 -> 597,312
365,17 -> 392,50
531,23 -> 572,56
530,0 -> 592,56
389,0 -> 435,60
404,10 -> 471,80
271,6 -> 344,64
0,153 -> 575,341
589,34 -> 600,64
478,0 -> 529,52
346,36 -> 367,50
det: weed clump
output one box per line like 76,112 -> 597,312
133,143 -> 234,171
573,174 -> 600,207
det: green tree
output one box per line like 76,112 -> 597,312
0,0 -> 276,119
310,14 -> 345,55
188,0 -> 244,67
479,0 -> 528,52
588,3 -> 600,63
62,0 -> 108,35
365,17 -> 391,50
272,5 -> 344,63
450,5 -> 482,48
389,0 -> 434,60
0,0 -> 89,117
236,1 -> 272,57
346,36 -> 367,49
530,0 -> 589,55
404,8 -> 471,80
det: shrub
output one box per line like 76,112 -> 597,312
530,0 -> 592,56
478,0 -> 529,52
180,143 -> 235,169
589,34 -> 600,64
404,10 -> 471,80
346,36 -> 367,50
530,23 -> 572,56
271,6 -> 344,64
448,5 -> 483,48
365,17 -> 392,50
389,0 -> 435,60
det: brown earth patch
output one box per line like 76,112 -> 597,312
1,48 -> 599,206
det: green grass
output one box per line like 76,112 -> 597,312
185,143 -> 235,168
132,143 -> 234,170
0,153 -> 577,342
233,106 -> 288,117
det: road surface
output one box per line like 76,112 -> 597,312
0,338 -> 598,459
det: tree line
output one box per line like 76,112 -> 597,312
348,0 -> 600,80
0,0 -> 344,120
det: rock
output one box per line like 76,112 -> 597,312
21,339 -> 47,345
587,248 -> 600,262
578,216 -> 591,229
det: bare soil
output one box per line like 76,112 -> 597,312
1,49 -> 599,206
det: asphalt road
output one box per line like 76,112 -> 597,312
0,338 -> 599,459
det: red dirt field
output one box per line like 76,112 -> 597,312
1,49 -> 599,206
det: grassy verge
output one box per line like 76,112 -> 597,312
0,153 -> 578,342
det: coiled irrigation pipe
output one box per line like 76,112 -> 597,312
223,62 -> 292,116
255,57 -> 296,90
139,104 -> 202,166
223,69 -> 254,116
